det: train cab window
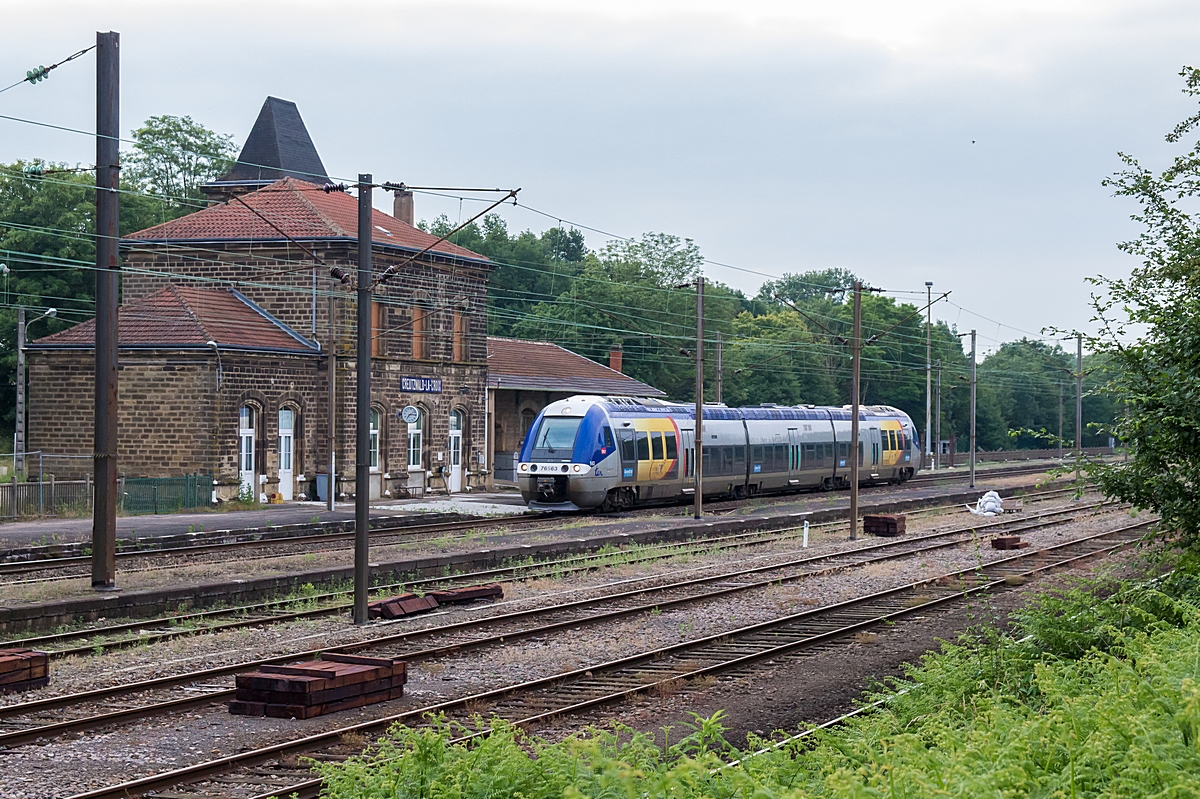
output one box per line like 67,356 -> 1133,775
665,433 -> 678,459
636,431 -> 650,460
651,432 -> 664,460
618,429 -> 636,462
602,427 -> 615,451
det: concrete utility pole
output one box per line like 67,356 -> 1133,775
849,281 -> 862,540
925,281 -> 932,470
353,174 -> 372,625
327,291 -> 337,512
1076,333 -> 1083,484
934,358 -> 941,470
694,276 -> 705,520
1058,382 -> 1064,462
714,330 -> 722,405
92,31 -> 119,591
15,307 -> 24,475
969,329 -> 977,489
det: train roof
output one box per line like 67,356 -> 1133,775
542,395 -> 913,422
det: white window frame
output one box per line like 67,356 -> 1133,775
408,409 -> 424,470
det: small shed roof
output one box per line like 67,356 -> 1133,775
29,285 -> 320,355
487,337 -> 666,396
124,177 -> 488,263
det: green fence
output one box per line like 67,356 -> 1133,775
120,474 -> 212,515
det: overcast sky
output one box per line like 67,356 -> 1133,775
3,1 -> 1198,355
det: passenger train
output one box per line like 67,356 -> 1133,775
516,395 -> 922,511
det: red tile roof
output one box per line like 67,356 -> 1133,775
125,177 -> 487,262
29,285 -> 319,354
486,337 -> 665,396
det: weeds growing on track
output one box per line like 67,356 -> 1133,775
318,556 -> 1200,798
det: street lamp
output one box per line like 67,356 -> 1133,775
16,307 -> 56,474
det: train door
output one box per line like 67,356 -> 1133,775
680,428 -> 695,493
787,428 -> 801,485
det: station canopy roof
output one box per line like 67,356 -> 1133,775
486,336 -> 666,397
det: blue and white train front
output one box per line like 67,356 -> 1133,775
516,398 -> 622,510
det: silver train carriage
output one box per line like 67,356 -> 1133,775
516,395 -> 922,511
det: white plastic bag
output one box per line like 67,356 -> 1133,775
967,490 -> 1004,516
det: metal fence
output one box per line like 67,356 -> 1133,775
0,453 -> 212,518
120,474 -> 213,516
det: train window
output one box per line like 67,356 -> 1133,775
776,444 -> 787,470
881,433 -> 890,451
805,443 -> 817,463
665,433 -> 678,459
637,431 -> 650,460
859,442 -> 865,466
703,448 -> 713,475
602,427 -> 615,450
838,442 -> 849,459
618,430 -> 636,462
734,446 -> 746,475
652,432 -> 664,460
752,445 -> 763,464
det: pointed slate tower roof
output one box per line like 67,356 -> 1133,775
201,97 -> 329,202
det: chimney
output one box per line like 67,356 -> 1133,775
393,190 -> 414,226
609,343 -> 623,373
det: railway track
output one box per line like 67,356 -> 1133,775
0,500 -> 1117,753
1,487 -> 1085,656
59,514 -> 1149,799
0,460 -> 1062,579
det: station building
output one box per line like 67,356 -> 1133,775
25,97 -> 666,500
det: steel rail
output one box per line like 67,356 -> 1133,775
0,502 -> 1101,748
0,460 -> 1064,575
2,488 -> 1089,655
63,517 -> 1149,799
0,512 -> 550,576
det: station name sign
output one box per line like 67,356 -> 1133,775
400,376 -> 443,394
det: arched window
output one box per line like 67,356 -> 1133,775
369,408 -> 381,470
520,408 -> 537,444
407,408 -> 425,469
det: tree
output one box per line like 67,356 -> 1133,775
124,115 -> 236,208
756,268 -> 858,304
1083,66 -> 1200,547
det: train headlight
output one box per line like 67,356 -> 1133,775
519,463 -> 528,472
572,464 -> 583,473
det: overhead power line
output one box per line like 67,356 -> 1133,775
0,45 -> 96,96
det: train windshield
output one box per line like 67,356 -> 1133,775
530,417 -> 583,459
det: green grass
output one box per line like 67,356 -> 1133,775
317,558 -> 1200,798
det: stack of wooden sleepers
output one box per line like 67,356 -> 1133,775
230,653 -> 406,719
863,514 -> 906,536
991,535 -> 1031,550
368,583 -> 503,620
0,649 -> 48,693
